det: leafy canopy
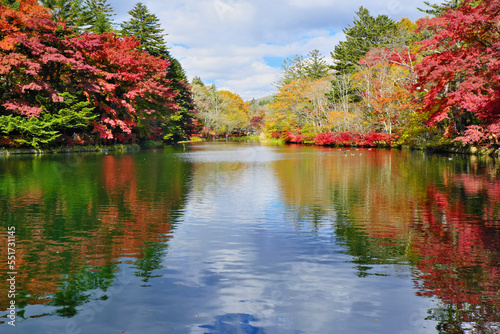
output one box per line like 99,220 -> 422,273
415,0 -> 500,146
0,0 -> 19,10
0,0 -> 194,147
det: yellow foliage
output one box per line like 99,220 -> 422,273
397,17 -> 417,33
218,90 -> 251,134
326,110 -> 360,132
267,77 -> 333,133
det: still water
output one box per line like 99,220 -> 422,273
0,142 -> 499,333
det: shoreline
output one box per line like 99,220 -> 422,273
1,139 -> 498,158
0,144 -> 144,156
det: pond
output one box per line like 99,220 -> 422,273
1,142 -> 500,333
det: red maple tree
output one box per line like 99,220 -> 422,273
414,0 -> 500,147
1,0 -> 180,145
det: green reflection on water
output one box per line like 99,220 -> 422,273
0,144 -> 499,332
0,147 -> 192,321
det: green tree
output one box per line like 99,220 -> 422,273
162,58 -> 197,142
276,49 -> 330,87
276,54 -> 305,87
418,0 -> 462,16
0,115 -> 60,148
331,6 -> 396,74
329,7 -> 396,106
120,2 -> 197,142
191,76 -> 205,86
120,2 -> 168,58
0,92 -> 96,148
166,59 -> 186,82
79,0 -> 115,33
0,0 -> 19,10
39,0 -> 83,25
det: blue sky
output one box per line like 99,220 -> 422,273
108,0 -> 440,100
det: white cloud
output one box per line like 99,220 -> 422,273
109,0 -> 441,100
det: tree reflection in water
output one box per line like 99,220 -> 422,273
0,145 -> 499,332
0,150 -> 191,321
273,148 -> 500,331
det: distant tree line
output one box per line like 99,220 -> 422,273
266,0 -> 500,150
193,0 -> 500,151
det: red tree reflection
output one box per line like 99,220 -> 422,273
0,153 -> 188,315
412,178 -> 500,327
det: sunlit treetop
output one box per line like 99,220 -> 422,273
414,0 -> 500,145
120,2 -> 169,59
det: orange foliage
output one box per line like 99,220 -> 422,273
0,0 -> 53,51
354,47 -> 417,134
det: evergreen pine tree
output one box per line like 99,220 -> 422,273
121,2 -> 168,58
303,49 -> 330,80
0,115 -> 60,148
331,7 -> 396,74
0,92 -> 97,148
120,2 -> 196,141
164,58 -> 197,142
79,0 -> 115,33
39,0 -> 83,26
329,7 -> 396,104
191,77 -> 205,87
275,50 -> 330,87
166,58 -> 187,82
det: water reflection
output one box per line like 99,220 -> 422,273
200,313 -> 265,333
0,143 -> 499,333
272,147 -> 500,331
0,149 -> 191,324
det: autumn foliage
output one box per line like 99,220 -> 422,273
283,131 -> 392,147
354,46 -> 417,135
415,0 -> 500,147
0,0 -> 192,147
3,0 -> 500,151
250,1 -> 499,152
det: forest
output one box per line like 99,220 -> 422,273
191,0 -> 500,153
0,0 -> 499,153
